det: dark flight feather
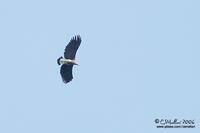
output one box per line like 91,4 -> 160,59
60,64 -> 73,83
64,35 -> 81,59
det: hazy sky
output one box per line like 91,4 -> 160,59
0,0 -> 200,133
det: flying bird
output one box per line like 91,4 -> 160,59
57,35 -> 81,83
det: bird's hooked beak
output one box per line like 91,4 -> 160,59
69,59 -> 78,65
73,61 -> 78,65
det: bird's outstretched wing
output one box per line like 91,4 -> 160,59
64,35 -> 81,59
60,64 -> 73,83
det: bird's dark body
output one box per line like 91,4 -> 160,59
57,35 -> 81,84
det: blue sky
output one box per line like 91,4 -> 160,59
0,0 -> 200,132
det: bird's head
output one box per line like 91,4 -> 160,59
57,56 -> 63,65
68,59 -> 78,65
73,61 -> 78,65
